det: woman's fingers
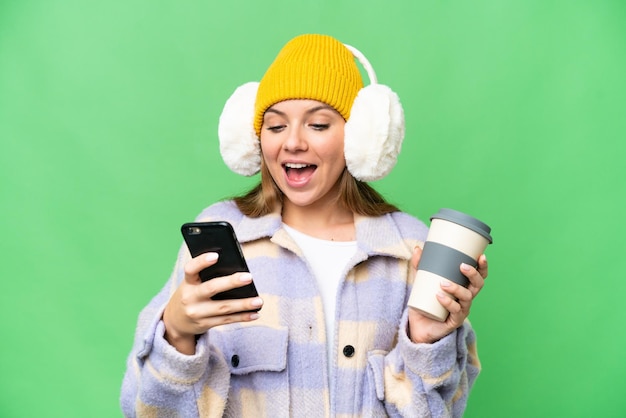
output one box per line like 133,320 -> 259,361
167,253 -> 263,338
183,252 -> 219,284
438,266 -> 481,316
438,279 -> 472,307
461,262 -> 485,298
477,254 -> 488,279
182,271 -> 263,316
410,246 -> 423,270
196,272 -> 253,300
193,308 -> 262,330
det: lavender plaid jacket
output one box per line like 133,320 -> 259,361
121,201 -> 480,417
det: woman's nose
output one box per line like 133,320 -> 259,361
283,126 -> 308,151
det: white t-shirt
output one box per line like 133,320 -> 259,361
282,224 -> 357,377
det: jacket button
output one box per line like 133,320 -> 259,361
343,345 -> 355,358
231,354 -> 240,367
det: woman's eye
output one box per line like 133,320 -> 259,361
266,125 -> 285,132
310,123 -> 330,131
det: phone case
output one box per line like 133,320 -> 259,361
181,221 -> 259,303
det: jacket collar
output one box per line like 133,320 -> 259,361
233,208 -> 412,261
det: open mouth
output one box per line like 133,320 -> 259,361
283,162 -> 317,183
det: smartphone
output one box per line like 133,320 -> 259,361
181,221 -> 259,304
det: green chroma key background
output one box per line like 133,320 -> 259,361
1,1 -> 624,416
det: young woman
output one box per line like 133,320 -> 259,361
121,34 -> 488,417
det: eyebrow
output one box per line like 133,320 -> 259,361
264,104 -> 337,117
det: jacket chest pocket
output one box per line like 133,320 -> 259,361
215,325 -> 288,375
213,326 -> 292,417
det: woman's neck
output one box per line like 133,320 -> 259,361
282,200 -> 355,242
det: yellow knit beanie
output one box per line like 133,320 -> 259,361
253,34 -> 364,137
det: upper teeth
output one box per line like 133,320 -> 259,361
285,163 -> 309,169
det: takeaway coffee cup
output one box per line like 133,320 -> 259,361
408,208 -> 493,321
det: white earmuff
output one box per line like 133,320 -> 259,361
218,81 -> 261,176
343,44 -> 405,182
217,44 -> 405,181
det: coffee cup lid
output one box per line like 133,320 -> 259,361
431,208 -> 493,243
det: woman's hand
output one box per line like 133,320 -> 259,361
162,252 -> 263,354
407,246 -> 488,344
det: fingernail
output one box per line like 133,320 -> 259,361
206,253 -> 218,262
251,297 -> 263,307
460,263 -> 471,272
249,313 -> 260,320
441,279 -> 452,287
239,273 -> 252,282
482,254 -> 487,263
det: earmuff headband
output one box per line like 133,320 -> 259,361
218,35 -> 405,182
